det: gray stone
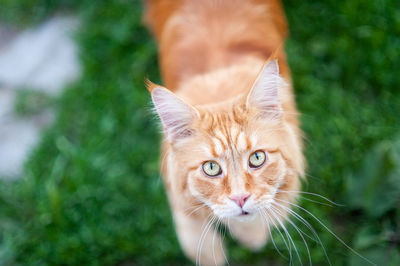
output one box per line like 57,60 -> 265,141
0,16 -> 80,178
0,16 -> 80,94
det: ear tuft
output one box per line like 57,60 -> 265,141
145,79 -> 157,92
246,60 -> 282,119
151,86 -> 199,141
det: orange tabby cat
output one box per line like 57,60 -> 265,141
144,0 -> 304,264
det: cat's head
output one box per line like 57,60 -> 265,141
149,60 -> 303,221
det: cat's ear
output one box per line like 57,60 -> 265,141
246,60 -> 282,119
150,85 -> 199,141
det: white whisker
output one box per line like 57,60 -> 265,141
278,189 -> 344,206
273,200 -> 331,265
258,207 -> 287,259
276,198 -> 376,266
271,204 -> 312,266
297,196 -> 337,207
219,218 -> 230,266
269,207 -> 302,265
186,203 -> 207,217
196,214 -> 215,266
271,203 -> 316,241
267,208 -> 295,265
212,219 -> 220,266
264,209 -> 291,257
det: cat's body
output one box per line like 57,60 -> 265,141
144,0 -> 304,264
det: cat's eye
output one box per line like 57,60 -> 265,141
249,150 -> 266,168
202,161 -> 222,177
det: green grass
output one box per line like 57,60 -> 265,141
0,0 -> 399,265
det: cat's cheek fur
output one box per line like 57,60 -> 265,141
187,173 -> 219,208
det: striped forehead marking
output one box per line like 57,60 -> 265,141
236,131 -> 248,152
207,129 -> 254,157
204,111 -> 253,158
211,136 -> 224,156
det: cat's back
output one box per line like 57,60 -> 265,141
144,0 -> 290,90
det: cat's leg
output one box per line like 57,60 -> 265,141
226,213 -> 269,250
173,210 -> 227,266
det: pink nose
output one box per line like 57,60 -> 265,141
229,194 -> 250,208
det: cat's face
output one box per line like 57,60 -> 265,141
150,61 -> 303,220
179,111 -> 300,221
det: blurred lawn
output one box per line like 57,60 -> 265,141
1,0 -> 399,265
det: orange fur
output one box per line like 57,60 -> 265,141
144,0 -> 304,264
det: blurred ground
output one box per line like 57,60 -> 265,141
0,16 -> 79,177
0,0 -> 399,265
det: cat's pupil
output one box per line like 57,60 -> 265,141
210,163 -> 213,170
255,153 -> 259,160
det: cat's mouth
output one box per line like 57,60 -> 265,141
234,210 -> 256,222
240,210 -> 249,216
